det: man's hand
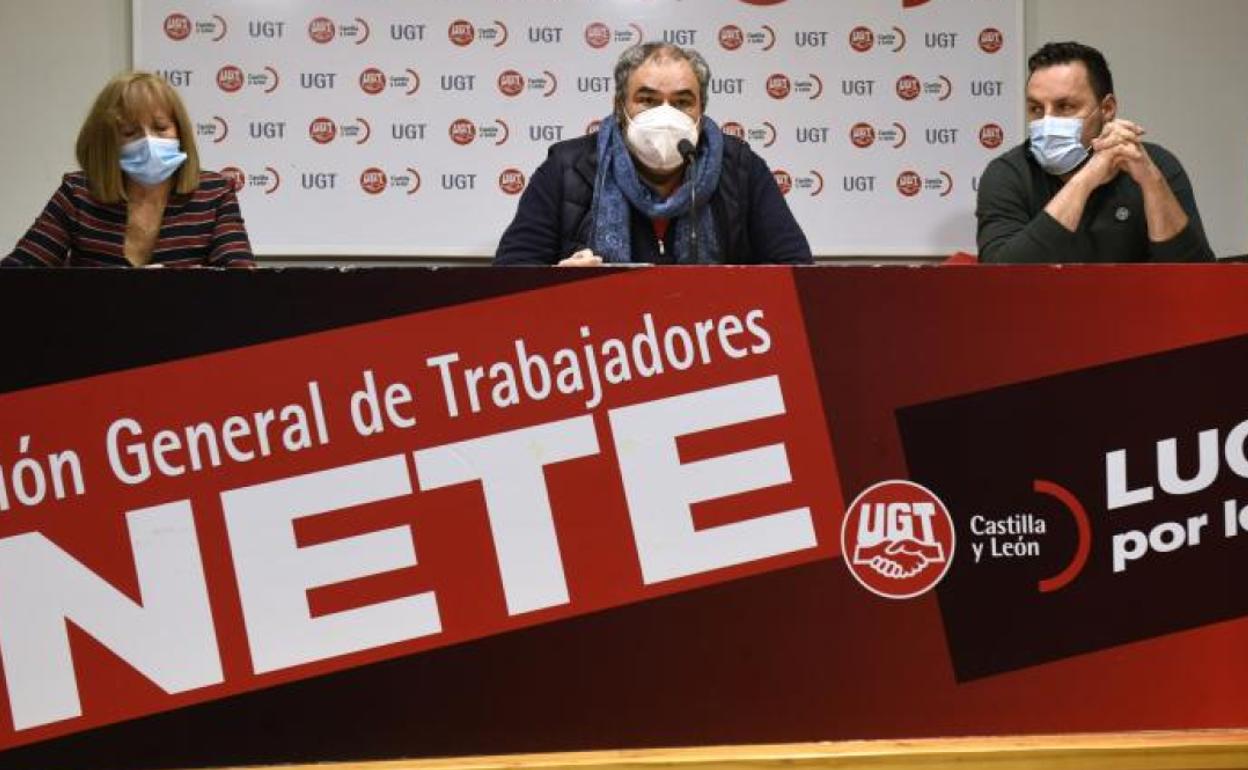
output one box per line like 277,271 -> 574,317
1045,140 -> 1125,232
1056,119 -> 1151,215
1089,117 -> 1187,241
557,248 -> 604,267
1071,142 -> 1126,190
1091,118 -> 1145,153
1091,118 -> 1160,185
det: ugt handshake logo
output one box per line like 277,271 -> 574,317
842,480 -> 956,598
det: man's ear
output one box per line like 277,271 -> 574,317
1101,93 -> 1118,122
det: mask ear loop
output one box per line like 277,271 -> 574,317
1086,93 -> 1117,153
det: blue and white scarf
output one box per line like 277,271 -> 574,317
588,114 -> 724,264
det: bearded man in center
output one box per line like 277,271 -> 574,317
494,42 -> 813,266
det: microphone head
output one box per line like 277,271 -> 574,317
677,138 -> 697,160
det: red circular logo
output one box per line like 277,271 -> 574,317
979,123 -> 1004,149
738,0 -> 787,4
978,27 -> 1004,54
499,168 -> 526,195
584,22 -> 611,49
308,17 -> 336,44
359,67 -> 386,95
896,170 -> 923,197
216,65 -> 244,93
772,169 -> 792,195
449,118 -> 477,146
849,26 -> 875,52
850,122 -> 876,148
360,167 -> 387,195
765,73 -> 791,99
721,121 -> 746,140
498,69 -> 525,97
220,166 -> 245,192
896,74 -> 921,100
841,480 -> 956,599
164,13 -> 192,41
448,19 -> 475,46
309,117 -> 337,144
718,25 -> 745,51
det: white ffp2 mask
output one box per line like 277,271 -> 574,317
625,104 -> 699,173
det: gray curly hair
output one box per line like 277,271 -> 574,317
613,42 -> 711,116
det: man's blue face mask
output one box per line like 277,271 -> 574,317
1027,115 -> 1088,176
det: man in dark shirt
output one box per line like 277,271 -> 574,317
976,41 -> 1213,263
493,42 -> 811,266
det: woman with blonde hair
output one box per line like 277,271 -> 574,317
4,71 -> 253,266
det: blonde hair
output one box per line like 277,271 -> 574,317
76,71 -> 201,202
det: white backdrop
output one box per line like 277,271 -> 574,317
133,0 -> 1023,258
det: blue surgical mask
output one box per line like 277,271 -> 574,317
119,136 -> 187,186
1028,116 -> 1088,176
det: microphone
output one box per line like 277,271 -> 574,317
677,139 -> 699,264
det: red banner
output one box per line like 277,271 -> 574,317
0,268 -> 840,750
2,265 -> 1248,769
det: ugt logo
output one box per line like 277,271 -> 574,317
842,480 -> 955,598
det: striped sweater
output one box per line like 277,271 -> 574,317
3,171 -> 254,267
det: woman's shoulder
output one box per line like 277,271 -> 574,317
58,171 -> 92,196
196,169 -> 233,190
48,171 -> 104,210
189,170 -> 243,202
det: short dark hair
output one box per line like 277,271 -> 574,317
1028,41 -> 1114,101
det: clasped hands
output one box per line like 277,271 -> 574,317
1080,118 -> 1162,188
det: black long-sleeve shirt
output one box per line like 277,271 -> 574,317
976,142 -> 1214,263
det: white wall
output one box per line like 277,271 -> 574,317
1,0 -> 1245,259
0,0 -> 130,251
